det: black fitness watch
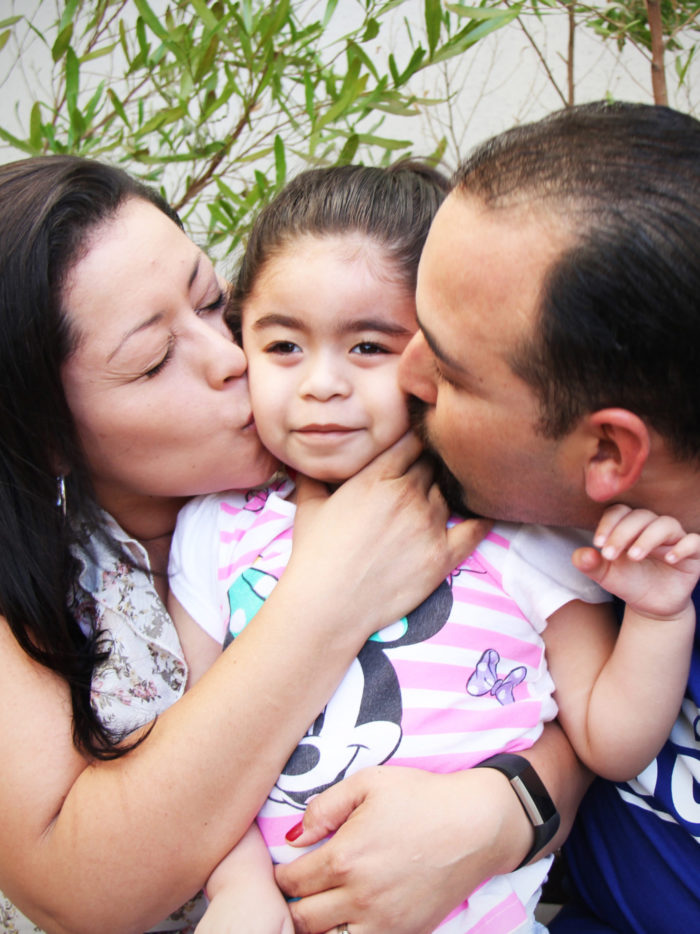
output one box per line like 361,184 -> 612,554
474,752 -> 560,869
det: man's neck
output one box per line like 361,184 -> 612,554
622,452 -> 700,534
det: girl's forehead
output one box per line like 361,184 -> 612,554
254,232 -> 397,293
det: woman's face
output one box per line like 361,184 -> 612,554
61,197 -> 277,535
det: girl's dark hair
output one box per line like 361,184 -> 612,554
227,160 -> 450,334
0,155 -> 180,758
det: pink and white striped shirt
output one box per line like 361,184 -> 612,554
170,476 -> 607,933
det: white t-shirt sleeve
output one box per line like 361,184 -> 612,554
502,523 -> 612,634
168,493 -> 228,644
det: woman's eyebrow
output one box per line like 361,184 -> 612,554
108,255 -> 203,362
107,313 -> 164,362
188,254 -> 202,289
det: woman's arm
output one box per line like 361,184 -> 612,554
0,435 -> 488,934
275,722 -> 589,934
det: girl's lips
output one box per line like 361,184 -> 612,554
296,424 -> 359,433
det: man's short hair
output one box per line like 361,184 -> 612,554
454,101 -> 700,462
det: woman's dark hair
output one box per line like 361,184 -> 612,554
227,159 -> 450,335
0,155 -> 181,758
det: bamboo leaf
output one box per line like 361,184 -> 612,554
58,0 -> 80,33
0,29 -> 10,53
108,88 -> 130,127
446,3 -> 524,21
189,0 -> 219,31
82,41 -> 119,63
425,0 -> 442,56
362,17 -> 380,41
65,46 -> 79,116
388,52 -> 400,84
304,71 -> 315,119
240,0 -> 253,35
274,133 -> 286,187
337,132 -> 359,163
133,0 -> 169,41
323,0 -> 340,28
52,23 -> 73,62
0,126 -> 35,154
260,0 -> 291,43
429,9 -> 519,65
29,101 -> 42,150
136,105 -> 188,136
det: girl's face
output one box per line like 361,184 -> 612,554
241,234 -> 417,484
61,198 -> 277,535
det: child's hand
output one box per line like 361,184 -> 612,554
572,504 -> 700,620
197,824 -> 294,934
195,886 -> 294,934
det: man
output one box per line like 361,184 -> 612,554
278,101 -> 700,934
400,101 -> 700,932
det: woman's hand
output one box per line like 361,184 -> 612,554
289,432 -> 491,636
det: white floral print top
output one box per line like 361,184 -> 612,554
0,514 -> 206,933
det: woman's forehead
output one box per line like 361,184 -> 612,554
63,199 -> 199,337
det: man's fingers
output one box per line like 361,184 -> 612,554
294,473 -> 332,508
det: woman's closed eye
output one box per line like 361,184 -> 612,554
143,337 -> 174,379
196,289 -> 226,316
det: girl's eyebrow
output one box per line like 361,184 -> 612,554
251,312 -> 306,331
344,318 -> 414,337
108,254 -> 202,363
251,312 -> 413,338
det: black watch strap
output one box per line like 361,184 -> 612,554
474,752 -> 560,869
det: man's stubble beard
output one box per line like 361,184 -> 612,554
407,396 -> 483,520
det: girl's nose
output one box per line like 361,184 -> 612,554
299,354 -> 352,401
399,331 -> 438,404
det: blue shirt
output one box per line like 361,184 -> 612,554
560,586 -> 700,931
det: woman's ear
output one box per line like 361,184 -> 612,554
583,408 -> 651,503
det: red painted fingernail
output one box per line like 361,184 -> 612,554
285,821 -> 304,842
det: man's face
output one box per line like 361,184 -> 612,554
400,192 -> 599,528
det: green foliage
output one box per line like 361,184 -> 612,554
0,0 -> 514,255
585,0 -> 700,55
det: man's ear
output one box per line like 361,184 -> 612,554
583,408 -> 650,503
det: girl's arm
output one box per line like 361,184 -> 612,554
0,435 -> 489,934
544,505 -> 700,781
196,824 -> 293,934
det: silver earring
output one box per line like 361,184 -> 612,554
56,475 -> 67,517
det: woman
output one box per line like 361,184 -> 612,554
0,155 -> 481,934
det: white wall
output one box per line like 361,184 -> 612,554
1,0 -> 697,175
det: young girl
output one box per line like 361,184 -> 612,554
168,162 -> 700,934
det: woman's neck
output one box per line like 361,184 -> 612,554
100,492 -> 188,559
